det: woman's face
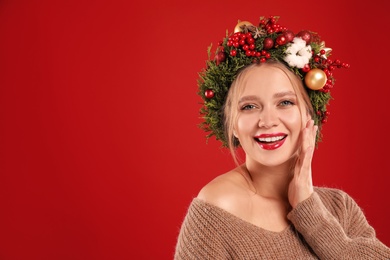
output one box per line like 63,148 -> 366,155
234,65 -> 306,167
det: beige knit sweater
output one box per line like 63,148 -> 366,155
174,187 -> 390,259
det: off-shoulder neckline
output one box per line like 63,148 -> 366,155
192,197 -> 294,236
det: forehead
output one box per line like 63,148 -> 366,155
240,65 -> 295,95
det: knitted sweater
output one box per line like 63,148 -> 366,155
174,187 -> 390,259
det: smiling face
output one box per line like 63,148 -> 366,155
224,62 -> 312,167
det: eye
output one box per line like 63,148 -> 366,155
241,104 -> 257,110
279,100 -> 295,107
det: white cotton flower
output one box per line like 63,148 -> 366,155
283,37 -> 312,69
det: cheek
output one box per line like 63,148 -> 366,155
284,112 -> 301,125
236,113 -> 258,134
281,109 -> 302,134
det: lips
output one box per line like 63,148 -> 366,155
254,133 -> 287,150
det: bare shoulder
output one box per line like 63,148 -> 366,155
197,166 -> 250,214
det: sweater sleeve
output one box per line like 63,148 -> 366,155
174,200 -> 229,260
287,189 -> 390,260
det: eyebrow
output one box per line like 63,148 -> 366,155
238,91 -> 296,103
274,91 -> 296,98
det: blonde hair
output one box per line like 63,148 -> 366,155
223,61 -> 314,166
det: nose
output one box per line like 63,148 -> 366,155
258,107 -> 278,128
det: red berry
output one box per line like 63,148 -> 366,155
302,64 -> 311,72
246,37 -> 254,44
230,50 -> 237,56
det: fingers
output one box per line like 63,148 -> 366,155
289,119 -> 316,207
295,119 -> 316,177
297,120 -> 315,186
303,119 -> 317,153
300,145 -> 313,175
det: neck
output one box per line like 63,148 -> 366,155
242,159 -> 295,201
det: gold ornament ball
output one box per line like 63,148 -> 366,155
234,21 -> 253,33
305,69 -> 327,90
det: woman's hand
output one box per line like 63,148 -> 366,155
288,119 -> 318,208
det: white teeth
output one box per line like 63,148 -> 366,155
257,136 -> 284,142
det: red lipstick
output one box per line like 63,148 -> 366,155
254,133 -> 286,150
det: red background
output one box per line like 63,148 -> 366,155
1,0 -> 389,259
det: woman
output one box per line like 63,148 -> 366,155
174,16 -> 390,259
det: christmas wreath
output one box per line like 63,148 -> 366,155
197,16 -> 349,147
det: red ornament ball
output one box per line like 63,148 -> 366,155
276,35 -> 287,46
283,30 -> 295,43
296,30 -> 312,44
263,37 -> 274,49
205,89 -> 214,99
215,52 -> 226,65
